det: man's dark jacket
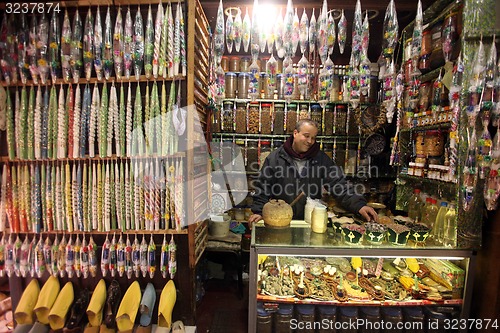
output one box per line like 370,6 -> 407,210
251,145 -> 367,219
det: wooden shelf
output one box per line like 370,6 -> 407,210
0,0 -> 186,9
0,152 -> 186,163
4,228 -> 188,235
1,75 -> 186,88
400,122 -> 451,133
212,133 -> 361,140
398,173 -> 457,187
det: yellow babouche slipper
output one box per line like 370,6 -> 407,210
86,279 -> 107,328
157,281 -> 176,329
33,276 -> 60,325
14,279 -> 40,325
115,281 -> 141,332
47,282 -> 74,331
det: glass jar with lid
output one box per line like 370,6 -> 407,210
273,103 -> 285,135
261,103 -> 272,134
222,101 -> 234,132
276,74 -> 284,100
310,104 -> 323,134
225,72 -> 237,99
247,102 -> 260,134
229,56 -> 240,72
246,140 -> 259,173
286,103 -> 298,134
260,73 -> 269,99
212,107 -> 221,133
237,73 -> 250,99
299,103 -> 310,120
323,142 -> 333,159
323,104 -> 334,135
259,140 -> 272,169
220,56 -> 229,72
239,57 -> 251,72
235,102 -> 247,134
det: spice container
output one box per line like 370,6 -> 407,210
299,103 -> 310,120
221,56 -> 229,72
286,103 -> 298,134
296,305 -> 315,333
257,304 -> 273,333
425,130 -> 444,157
336,104 -> 347,135
418,82 -> 431,112
323,143 -> 333,159
246,140 -> 259,173
339,307 -> 359,333
330,75 -> 341,102
222,101 -> 234,132
238,73 -> 250,99
235,103 -> 247,134
248,102 -> 260,134
273,103 -> 285,135
229,56 -> 240,72
311,104 -> 322,134
225,72 -> 237,99
259,141 -> 272,169
323,104 -> 334,135
311,205 -> 328,233
260,73 -> 270,99
276,74 -> 284,100
419,30 -> 432,73
260,103 -> 273,134
240,57 -> 251,72
317,306 -> 337,333
275,304 -> 293,333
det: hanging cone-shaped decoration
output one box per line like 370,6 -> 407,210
71,9 -> 83,83
114,7 -> 124,79
160,234 -> 168,278
28,16 -> 39,84
101,233 -> 110,277
317,0 -> 329,64
19,237 -> 30,278
233,7 -> 243,52
291,8 -> 300,55
359,12 -> 371,97
109,233 -> 117,277
117,234 -> 126,277
485,36 -> 497,89
153,1 -> 164,78
274,8 -> 284,58
381,0 -> 398,60
351,0 -> 363,68
49,12 -> 61,84
144,5 -> 154,78
83,8 -> 94,81
88,235 -> 98,277
299,9 -> 309,55
132,234 -> 140,278
169,235 -> 177,279
412,0 -> 423,66
65,236 -> 75,278
179,3 -> 187,76
478,111 -> 493,179
140,235 -> 148,277
166,3 -> 174,78
297,54 -> 310,99
74,235 -> 81,278
125,234 -> 133,279
80,236 -> 89,278
266,55 -> 278,98
441,1 -> 457,63
159,5 -> 168,78
318,67 -> 332,108
282,0 -> 293,58
57,235 -> 67,278
485,130 -> 500,210
94,6 -> 104,80
61,11 -> 72,82
242,7 -> 251,53
34,237 -> 45,278
337,10 -> 346,55
148,235 -> 156,278
283,60 -> 294,103
37,14 -> 50,84
462,128 -> 478,211
213,0 -> 225,63
226,8 -> 234,54
124,7 -> 133,79
18,14 -> 30,84
248,60 -> 260,101
103,6 -> 114,80
133,6 -> 144,80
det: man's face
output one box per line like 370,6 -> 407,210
292,123 -> 318,154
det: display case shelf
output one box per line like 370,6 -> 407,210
400,122 -> 452,133
212,133 -> 361,140
398,173 -> 456,189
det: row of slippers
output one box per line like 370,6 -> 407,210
13,277 -> 179,333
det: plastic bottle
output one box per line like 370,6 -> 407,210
408,189 -> 423,222
424,198 -> 439,229
421,197 -> 432,225
431,201 -> 448,244
443,204 -> 457,248
311,205 -> 328,234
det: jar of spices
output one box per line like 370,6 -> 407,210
418,82 -> 432,112
212,108 -> 221,133
286,103 -> 298,134
256,304 -> 273,333
311,205 -> 328,233
222,101 -> 234,132
246,140 -> 259,173
299,103 -> 310,120
330,74 -> 340,102
235,103 -> 247,134
296,305 -> 315,333
273,103 -> 285,135
225,72 -> 237,99
276,74 -> 284,100
277,58 -> 283,74
323,104 -> 334,135
260,73 -> 270,99
237,73 -> 250,99
336,104 -> 347,135
229,56 -> 240,72
425,130 -> 444,157
419,30 -> 432,73
323,142 -> 333,159
259,141 -> 272,169
414,163 -> 425,177
247,102 -> 260,134
221,56 -> 229,72
239,57 -> 251,72
274,304 -> 293,333
260,103 -> 273,134
415,132 -> 425,156
310,104 -> 322,134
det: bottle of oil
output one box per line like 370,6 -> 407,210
443,203 -> 457,248
408,189 -> 423,222
431,201 -> 448,244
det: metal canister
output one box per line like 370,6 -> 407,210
238,73 -> 250,99
240,57 -> 251,72
221,56 -> 229,72
225,72 -> 237,99
229,56 -> 240,72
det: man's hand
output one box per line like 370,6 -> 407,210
248,214 -> 263,230
359,206 -> 378,222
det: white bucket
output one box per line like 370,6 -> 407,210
209,214 -> 231,237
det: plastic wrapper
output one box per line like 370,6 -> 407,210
359,13 -> 370,96
0,15 -> 13,85
74,235 -> 81,278
469,38 -> 485,95
0,236 -> 4,277
174,4 -> 181,76
5,235 -> 14,277
57,235 -> 67,278
101,233 -> 110,277
266,55 -> 278,98
318,67 -> 332,107
248,60 -> 260,101
242,8 -> 251,53
309,9 -> 317,54
226,9 -> 234,54
29,16 -> 40,84
215,66 -> 225,105
485,38 -> 497,90
478,111 -> 493,179
297,55 -> 309,98
282,0 -> 293,57
349,68 -> 361,109
292,8 -> 300,55
80,236 -> 89,278
298,9 -> 309,55
13,235 -> 21,277
283,62 -> 294,103
351,0 -> 362,68
233,8 -> 242,52
337,10 -> 346,55
49,12 -> 61,84
94,6 -> 103,81
152,2 -> 163,78
61,12 -> 72,83
462,129 -> 478,211
274,9 -> 284,57
140,234 -> 148,278
214,0 -> 225,63
65,236 -> 75,278
132,234 -> 140,278
125,234 -> 133,279
124,7 -> 133,79
19,237 -> 30,278
114,8 -> 124,79
18,14 -> 30,84
250,0 -> 260,61
43,236 -> 52,276
382,0 -> 398,59
103,7 -> 114,80
169,235 -> 177,279
166,3 -> 174,78
327,12 -> 336,57
71,10 -> 83,83
148,235 -> 156,278
33,237 -> 45,278
83,9 -> 94,81
383,60 -> 397,117
412,0 -> 423,64
484,131 -> 500,210
441,10 -> 457,63
88,236 -> 98,277
133,7 -> 144,80
161,234 -> 168,278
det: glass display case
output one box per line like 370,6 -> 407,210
248,222 -> 475,333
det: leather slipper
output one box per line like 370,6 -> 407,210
48,282 -> 74,331
34,277 -> 60,325
157,281 -> 176,329
139,284 -> 156,327
86,280 -> 106,328
15,280 -> 40,325
115,281 -> 140,332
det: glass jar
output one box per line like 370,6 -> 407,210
237,73 -> 250,99
256,305 -> 273,333
419,30 -> 432,73
274,304 -> 293,333
323,104 -> 334,135
229,56 -> 240,72
239,57 -> 251,72
221,56 -> 229,72
247,102 -> 260,134
311,205 -> 328,233
235,103 -> 247,134
225,72 -> 237,99
273,103 -> 285,135
286,103 -> 298,134
323,143 -> 333,160
260,73 -> 269,99
260,103 -> 272,134
259,141 -> 271,169
336,104 -> 347,135
299,103 -> 310,120
418,82 -> 432,112
212,108 -> 221,133
296,305 -> 315,333
310,104 -> 322,134
276,74 -> 284,100
246,140 -> 259,173
222,101 -> 234,132
330,74 -> 340,102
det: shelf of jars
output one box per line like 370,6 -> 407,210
212,133 -> 361,140
0,153 -> 187,163
400,121 -> 452,133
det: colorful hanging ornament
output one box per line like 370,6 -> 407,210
226,7 -> 234,54
19,237 -> 30,278
327,11 -> 336,57
28,15 -> 39,84
101,233 -> 110,277
242,7 -> 251,54
213,0 -> 225,65
49,11 -> 61,84
81,236 -> 90,278
133,6 -> 144,80
484,130 -> 500,210
297,54 -> 309,99
71,9 -> 83,83
274,8 -> 284,57
144,5 -> 154,78
148,235 -> 156,278
462,128 -> 478,211
88,235 -> 98,277
173,2 -> 182,76
94,6 -> 104,81
166,2 -> 174,78
125,234 -> 133,279
74,235 -> 81,278
168,235 -> 176,279
160,234 -> 168,278
57,235 -> 67,278
132,234 -> 140,278
37,13 -> 50,84
153,1 -> 164,78
337,10 -> 346,55
61,10 -> 72,82
291,7 -> 300,55
65,235 -> 75,278
117,234 -> 126,277
159,5 -> 168,78
103,6 -> 114,80
114,7 -> 124,79
140,234 -> 148,277
124,7 -> 133,79
83,8 -> 94,81
299,8 -> 309,55
234,7 -> 243,53
109,233 -> 117,277
381,0 -> 398,61
282,0 -> 293,58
